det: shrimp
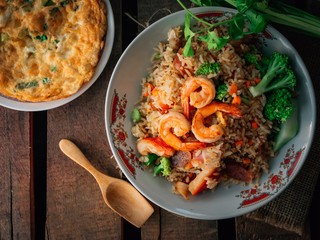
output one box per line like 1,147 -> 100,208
159,111 -> 206,151
192,101 -> 242,143
137,137 -> 175,157
181,76 -> 216,120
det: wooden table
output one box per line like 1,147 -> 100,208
1,0 -> 319,239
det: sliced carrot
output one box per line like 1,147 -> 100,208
232,96 -> 241,105
246,81 -> 251,87
243,158 -> 251,164
143,83 -> 154,97
254,78 -> 261,84
235,140 -> 244,147
229,83 -> 237,95
248,139 -> 253,146
251,121 -> 259,129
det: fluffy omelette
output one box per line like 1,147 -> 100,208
0,0 -> 107,102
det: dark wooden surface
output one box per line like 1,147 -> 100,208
0,0 -> 319,239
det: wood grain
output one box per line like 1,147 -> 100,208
136,1 -> 218,239
45,0 -> 122,239
0,110 -> 31,240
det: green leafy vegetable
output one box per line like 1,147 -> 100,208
183,13 -> 195,57
177,0 -> 246,57
224,0 -> 320,38
51,66 -> 57,71
60,0 -> 69,7
199,31 -> 229,51
264,89 -> 293,123
15,80 -> 38,90
130,108 -> 141,123
43,0 -> 54,6
42,77 -> 50,84
215,83 -> 228,101
244,51 -> 268,75
145,153 -> 158,166
35,34 -> 47,41
195,62 -> 221,75
154,157 -> 171,176
54,39 -> 60,44
190,0 -> 213,6
25,0 -> 33,3
228,13 -> 246,39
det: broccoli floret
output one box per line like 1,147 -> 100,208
244,52 -> 268,75
195,62 -> 221,76
273,99 -> 299,152
264,69 -> 296,92
145,153 -> 158,166
154,157 -> 171,176
264,89 -> 293,123
215,83 -> 228,101
249,52 -> 293,97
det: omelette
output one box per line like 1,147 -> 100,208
0,0 -> 107,102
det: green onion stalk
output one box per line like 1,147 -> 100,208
224,0 -> 320,38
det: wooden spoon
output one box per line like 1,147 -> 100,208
59,139 -> 154,228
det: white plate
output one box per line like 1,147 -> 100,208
105,7 -> 316,219
0,0 -> 115,112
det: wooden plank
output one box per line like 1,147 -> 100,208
136,1 -> 218,239
45,0 -> 122,239
161,213 -> 218,240
0,110 -> 31,240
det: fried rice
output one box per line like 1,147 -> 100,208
131,23 -> 274,199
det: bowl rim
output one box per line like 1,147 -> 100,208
105,6 -> 316,219
0,0 -> 115,112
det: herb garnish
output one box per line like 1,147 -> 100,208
178,0 -> 262,57
43,0 -> 55,6
42,77 -> 51,84
60,0 -> 69,7
51,66 -> 57,71
35,34 -> 47,41
54,39 -> 60,44
15,80 -> 38,90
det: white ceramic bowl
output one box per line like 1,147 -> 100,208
105,7 -> 316,219
0,0 -> 115,112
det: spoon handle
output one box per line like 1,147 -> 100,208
59,139 -> 102,178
